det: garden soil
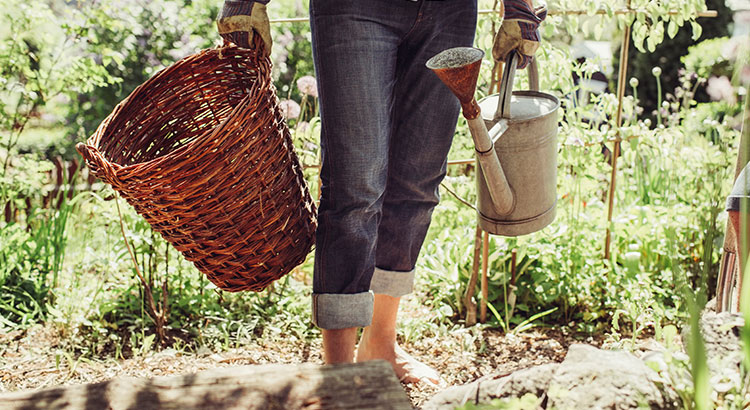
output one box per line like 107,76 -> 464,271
0,301 -> 606,409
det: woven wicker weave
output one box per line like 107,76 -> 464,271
76,43 -> 317,292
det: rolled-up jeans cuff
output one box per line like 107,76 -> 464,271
312,291 -> 374,329
369,267 -> 415,297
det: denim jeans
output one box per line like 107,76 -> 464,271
310,0 -> 477,329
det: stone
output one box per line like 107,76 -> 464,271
426,314 -> 747,410
425,344 -> 680,410
422,364 -> 558,410
546,344 -> 679,410
681,311 -> 744,375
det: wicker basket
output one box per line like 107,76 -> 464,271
76,43 -> 317,292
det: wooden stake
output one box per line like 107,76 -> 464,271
464,224 -> 483,326
604,2 -> 632,260
480,230 -> 490,323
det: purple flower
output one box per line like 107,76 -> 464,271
279,99 -> 301,120
297,76 -> 318,98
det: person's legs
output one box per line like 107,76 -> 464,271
357,294 -> 443,384
358,0 -> 478,381
309,0 -> 421,360
322,328 -> 358,364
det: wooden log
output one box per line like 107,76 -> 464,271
0,360 -> 412,410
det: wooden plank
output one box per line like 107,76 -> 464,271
0,360 -> 412,410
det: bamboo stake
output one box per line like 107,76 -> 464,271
480,231 -> 490,323
536,9 -> 717,17
465,224 -> 483,326
603,3 -> 632,260
508,248 -> 518,319
269,10 -> 717,24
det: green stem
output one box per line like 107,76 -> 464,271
631,85 -> 638,126
740,87 -> 750,371
655,76 -> 663,126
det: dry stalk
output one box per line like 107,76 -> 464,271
115,195 -> 169,345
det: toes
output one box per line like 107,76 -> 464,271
398,363 -> 444,388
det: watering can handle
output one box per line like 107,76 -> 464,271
495,51 -> 540,121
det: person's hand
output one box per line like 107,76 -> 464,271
492,0 -> 547,69
217,0 -> 272,56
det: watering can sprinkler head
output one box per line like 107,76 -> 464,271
426,47 -> 484,119
427,47 -> 515,216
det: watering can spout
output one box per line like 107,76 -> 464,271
426,47 -> 515,215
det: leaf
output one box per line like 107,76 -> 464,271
581,20 -> 591,38
586,0 -> 597,16
568,16 -> 579,35
662,324 -> 678,348
513,307 -> 558,334
603,3 -> 614,19
486,301 -> 507,332
594,21 -> 604,40
667,20 -> 678,39
691,21 -> 703,41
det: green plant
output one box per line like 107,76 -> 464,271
682,37 -> 733,80
455,393 -> 543,410
677,265 -> 710,410
620,0 -> 732,124
0,160 -> 90,330
0,0 -> 115,164
65,0 -> 218,141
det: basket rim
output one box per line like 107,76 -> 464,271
85,44 -> 269,174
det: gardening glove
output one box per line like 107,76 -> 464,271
492,0 -> 547,69
217,0 -> 272,56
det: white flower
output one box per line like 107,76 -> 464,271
565,136 -> 584,147
706,75 -> 737,105
296,121 -> 310,134
296,75 -> 318,98
651,67 -> 662,77
629,77 -> 639,88
742,65 -> 750,86
279,99 -> 301,120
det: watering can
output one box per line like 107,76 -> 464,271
426,48 -> 559,236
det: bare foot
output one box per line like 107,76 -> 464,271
356,336 -> 444,387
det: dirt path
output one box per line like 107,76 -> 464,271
0,323 -> 600,408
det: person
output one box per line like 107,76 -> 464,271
218,0 -> 545,386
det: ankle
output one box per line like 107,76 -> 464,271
361,326 -> 397,346
322,328 -> 358,364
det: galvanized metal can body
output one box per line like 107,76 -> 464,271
476,91 -> 560,236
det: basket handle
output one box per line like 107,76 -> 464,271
76,142 -> 122,186
217,35 -> 268,60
